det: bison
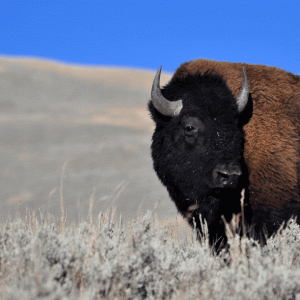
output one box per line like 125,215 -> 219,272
148,59 -> 300,250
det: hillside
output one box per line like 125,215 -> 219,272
0,56 -> 177,223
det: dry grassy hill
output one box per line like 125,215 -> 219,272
0,56 -> 177,224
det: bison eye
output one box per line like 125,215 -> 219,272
184,125 -> 198,138
182,116 -> 204,137
185,125 -> 197,133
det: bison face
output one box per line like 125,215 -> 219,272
150,108 -> 245,201
148,67 -> 253,246
181,114 -> 242,189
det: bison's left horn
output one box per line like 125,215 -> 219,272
151,66 -> 183,117
236,67 -> 249,113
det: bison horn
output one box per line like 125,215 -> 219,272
236,67 -> 249,113
151,66 -> 183,117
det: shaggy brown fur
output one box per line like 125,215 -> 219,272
172,59 -> 300,236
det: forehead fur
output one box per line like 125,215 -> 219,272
162,71 -> 239,119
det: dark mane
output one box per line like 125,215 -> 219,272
162,71 -> 239,120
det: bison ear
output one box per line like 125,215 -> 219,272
148,99 -> 173,125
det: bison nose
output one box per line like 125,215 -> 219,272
213,164 -> 242,188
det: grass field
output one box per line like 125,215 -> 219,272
1,207 -> 300,300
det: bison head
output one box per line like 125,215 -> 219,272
148,66 -> 253,249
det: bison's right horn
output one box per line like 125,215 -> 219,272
151,66 -> 183,117
236,67 -> 249,113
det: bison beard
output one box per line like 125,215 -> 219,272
148,59 -> 300,252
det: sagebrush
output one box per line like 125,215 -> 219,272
1,209 -> 300,299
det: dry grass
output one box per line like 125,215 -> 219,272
0,203 -> 299,299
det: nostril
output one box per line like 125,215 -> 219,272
217,171 -> 232,186
213,164 -> 242,188
218,171 -> 230,180
218,170 -> 230,178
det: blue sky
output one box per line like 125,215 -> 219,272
0,0 -> 299,74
